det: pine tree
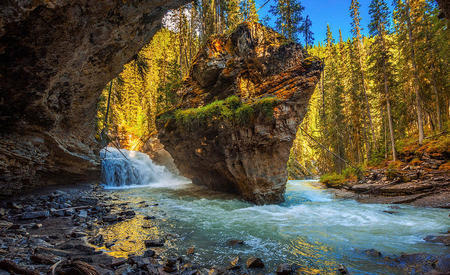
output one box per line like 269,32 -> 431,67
226,0 -> 243,30
394,0 -> 425,144
349,0 -> 376,156
240,0 -> 259,23
270,0 -> 305,42
369,0 -> 397,161
302,15 -> 314,48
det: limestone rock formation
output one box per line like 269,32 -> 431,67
0,0 -> 188,195
157,23 -> 323,204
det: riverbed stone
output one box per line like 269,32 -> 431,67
276,264 -> 292,275
246,257 -> 264,268
20,210 -> 50,220
145,239 -> 165,247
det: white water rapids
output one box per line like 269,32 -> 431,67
100,147 -> 450,274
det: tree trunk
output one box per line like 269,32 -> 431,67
380,29 -> 397,161
406,0 -> 424,144
432,81 -> 443,132
385,87 -> 396,161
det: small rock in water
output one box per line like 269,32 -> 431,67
382,210 -> 398,214
103,215 -> 119,223
424,235 -> 450,246
145,239 -> 165,247
337,264 -> 350,274
227,239 -> 245,246
120,210 -> 135,218
246,257 -> 264,268
105,242 -> 115,248
276,264 -> 292,275
144,215 -> 156,220
364,249 -> 382,257
227,256 -> 240,270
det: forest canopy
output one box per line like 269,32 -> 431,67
97,0 -> 449,176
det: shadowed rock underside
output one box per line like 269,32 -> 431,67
0,0 -> 188,196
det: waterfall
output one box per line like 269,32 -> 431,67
100,147 -> 184,189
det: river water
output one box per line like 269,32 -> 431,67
100,148 -> 449,274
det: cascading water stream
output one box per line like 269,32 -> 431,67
99,148 -> 450,274
100,147 -> 187,189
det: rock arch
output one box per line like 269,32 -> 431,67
0,0 -> 188,195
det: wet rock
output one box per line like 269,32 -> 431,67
227,256 -> 240,270
0,259 -> 40,275
364,249 -> 382,257
31,223 -> 42,229
144,249 -> 156,257
105,242 -> 115,249
79,210 -> 88,218
382,210 -> 399,214
424,235 -> 450,246
276,264 -> 292,275
51,208 -> 65,217
227,239 -> 245,246
0,220 -> 13,231
56,260 -> 100,275
30,253 -> 59,265
163,257 -> 178,273
103,215 -> 119,223
65,208 -> 76,216
145,239 -> 165,247
71,231 -> 88,238
186,246 -> 195,255
337,264 -> 350,274
20,210 -> 50,220
120,210 -> 136,218
89,235 -> 105,246
144,216 -> 156,220
110,258 -> 128,268
246,257 -> 264,268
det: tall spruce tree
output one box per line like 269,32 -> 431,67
369,0 -> 397,161
240,0 -> 259,22
270,0 -> 305,42
302,15 -> 314,48
394,0 -> 425,144
350,0 -> 376,156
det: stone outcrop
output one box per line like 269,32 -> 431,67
156,23 -> 322,204
0,0 -> 188,195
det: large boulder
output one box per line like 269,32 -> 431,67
0,0 -> 188,195
156,22 -> 322,204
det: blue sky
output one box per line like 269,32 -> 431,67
255,0 -> 376,45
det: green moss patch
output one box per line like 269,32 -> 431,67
157,95 -> 280,130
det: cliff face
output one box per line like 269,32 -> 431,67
0,0 -> 188,195
157,23 -> 322,204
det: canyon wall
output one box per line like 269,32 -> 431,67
0,0 -> 188,195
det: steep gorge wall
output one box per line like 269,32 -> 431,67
0,0 -> 188,195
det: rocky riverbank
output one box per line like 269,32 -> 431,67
0,183 -> 449,275
323,134 -> 450,209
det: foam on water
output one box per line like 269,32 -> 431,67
100,149 -> 450,274
100,147 -> 188,189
